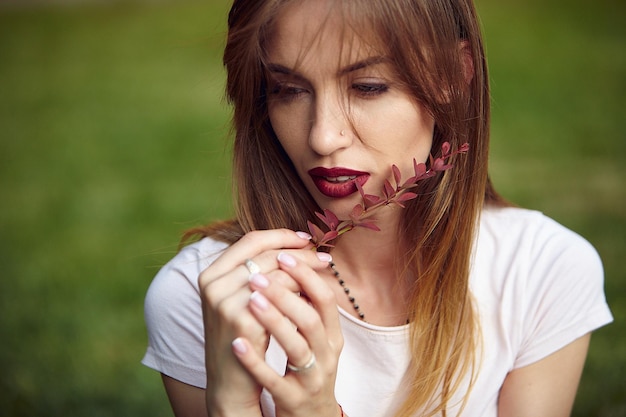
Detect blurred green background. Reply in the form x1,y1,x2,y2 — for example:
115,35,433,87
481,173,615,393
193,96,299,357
0,0,623,416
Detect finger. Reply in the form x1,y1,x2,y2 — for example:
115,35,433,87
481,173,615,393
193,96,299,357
252,256,341,373
201,248,330,305
254,278,333,368
231,336,295,397
248,290,315,369
200,246,331,294
250,268,305,294
220,290,264,338
204,229,313,280
275,252,343,353
206,285,268,348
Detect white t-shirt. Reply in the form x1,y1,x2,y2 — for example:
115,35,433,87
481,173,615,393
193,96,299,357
142,207,613,416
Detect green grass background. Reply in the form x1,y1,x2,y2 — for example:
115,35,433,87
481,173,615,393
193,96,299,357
0,0,623,416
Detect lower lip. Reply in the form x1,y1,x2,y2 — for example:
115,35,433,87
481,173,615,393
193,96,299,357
310,175,369,198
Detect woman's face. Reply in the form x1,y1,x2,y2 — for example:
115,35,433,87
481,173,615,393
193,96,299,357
266,0,434,219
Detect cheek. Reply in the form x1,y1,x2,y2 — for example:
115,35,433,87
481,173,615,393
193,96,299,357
268,107,297,157
355,99,434,160
268,103,310,154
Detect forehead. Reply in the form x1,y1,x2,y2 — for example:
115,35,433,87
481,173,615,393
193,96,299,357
265,0,383,68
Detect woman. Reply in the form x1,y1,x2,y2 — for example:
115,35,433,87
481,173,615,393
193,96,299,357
142,0,613,416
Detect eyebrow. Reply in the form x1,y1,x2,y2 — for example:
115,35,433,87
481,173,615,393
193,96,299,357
266,55,388,78
338,56,388,75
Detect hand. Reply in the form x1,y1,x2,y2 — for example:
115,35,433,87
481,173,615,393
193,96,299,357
198,229,332,416
232,251,344,417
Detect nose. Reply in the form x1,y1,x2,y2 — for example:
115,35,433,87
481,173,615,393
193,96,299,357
308,91,352,156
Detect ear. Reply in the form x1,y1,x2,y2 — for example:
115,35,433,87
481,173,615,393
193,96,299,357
438,41,475,104
459,40,474,85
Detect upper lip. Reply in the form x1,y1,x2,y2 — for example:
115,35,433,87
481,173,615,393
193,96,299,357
308,167,368,178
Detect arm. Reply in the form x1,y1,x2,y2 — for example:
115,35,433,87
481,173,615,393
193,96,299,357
162,375,263,417
162,375,208,417
498,333,591,417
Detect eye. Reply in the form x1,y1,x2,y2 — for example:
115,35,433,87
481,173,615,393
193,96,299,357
269,82,308,101
352,83,389,97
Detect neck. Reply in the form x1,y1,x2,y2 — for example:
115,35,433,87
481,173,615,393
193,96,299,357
332,230,397,283
326,208,411,326
331,205,403,282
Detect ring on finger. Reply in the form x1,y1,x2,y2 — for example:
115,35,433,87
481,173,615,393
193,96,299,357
287,353,316,373
244,258,261,278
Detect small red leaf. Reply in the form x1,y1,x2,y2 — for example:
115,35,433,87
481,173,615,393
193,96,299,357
317,240,335,249
307,220,325,242
355,221,381,232
433,158,452,171
315,209,340,230
413,160,427,177
350,204,364,219
324,209,340,229
364,194,383,208
396,192,418,202
441,141,451,156
355,181,366,199
402,175,418,188
383,179,395,199
392,165,402,187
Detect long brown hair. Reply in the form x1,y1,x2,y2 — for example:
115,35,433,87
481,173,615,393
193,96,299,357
187,0,508,415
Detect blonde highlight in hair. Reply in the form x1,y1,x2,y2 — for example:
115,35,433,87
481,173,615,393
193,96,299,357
187,0,510,415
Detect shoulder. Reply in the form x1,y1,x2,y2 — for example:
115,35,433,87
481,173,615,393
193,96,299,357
472,206,612,368
142,237,230,388
145,237,230,303
477,205,602,274
479,205,582,242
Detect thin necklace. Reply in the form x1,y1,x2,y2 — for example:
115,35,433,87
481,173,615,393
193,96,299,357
329,261,366,321
329,261,410,325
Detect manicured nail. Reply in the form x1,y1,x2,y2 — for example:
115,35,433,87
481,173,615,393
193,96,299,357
277,252,297,267
249,273,269,289
232,337,247,355
250,291,269,310
296,231,312,240
316,252,332,262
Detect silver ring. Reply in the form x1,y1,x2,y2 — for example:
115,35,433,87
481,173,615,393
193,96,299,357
287,353,316,373
244,258,261,278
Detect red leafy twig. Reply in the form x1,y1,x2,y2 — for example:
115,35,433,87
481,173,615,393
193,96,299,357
309,142,469,249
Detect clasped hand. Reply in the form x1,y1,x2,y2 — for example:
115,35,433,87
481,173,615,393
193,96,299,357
198,229,344,417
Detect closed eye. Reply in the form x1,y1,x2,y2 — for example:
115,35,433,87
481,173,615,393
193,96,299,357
269,82,309,101
352,83,389,97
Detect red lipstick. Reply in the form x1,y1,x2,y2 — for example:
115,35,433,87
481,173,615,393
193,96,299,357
308,167,369,198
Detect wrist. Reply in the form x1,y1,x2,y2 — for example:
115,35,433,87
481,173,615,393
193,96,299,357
207,394,262,417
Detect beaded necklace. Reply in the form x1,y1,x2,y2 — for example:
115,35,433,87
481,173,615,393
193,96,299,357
329,261,410,325
329,261,365,321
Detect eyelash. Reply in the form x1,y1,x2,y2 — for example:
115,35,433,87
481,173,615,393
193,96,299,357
269,83,307,101
352,83,389,97
268,81,389,101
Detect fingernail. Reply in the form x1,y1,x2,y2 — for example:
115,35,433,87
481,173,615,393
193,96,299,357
316,252,332,262
277,252,297,267
296,231,312,240
232,337,247,355
250,291,269,310
249,273,269,289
